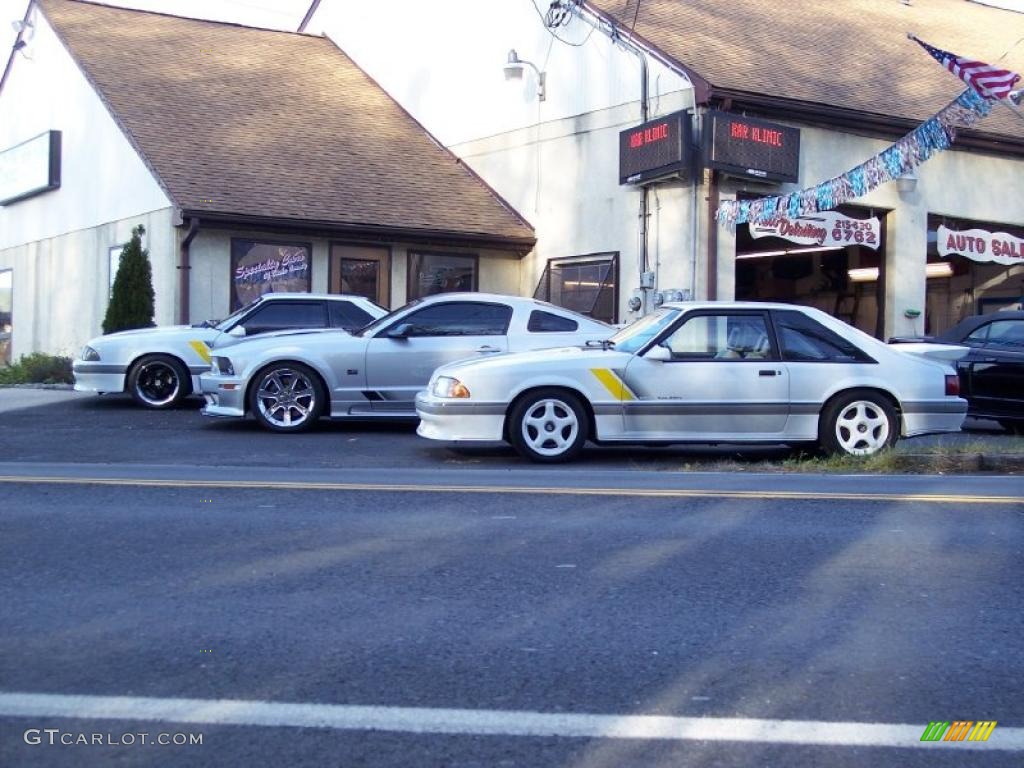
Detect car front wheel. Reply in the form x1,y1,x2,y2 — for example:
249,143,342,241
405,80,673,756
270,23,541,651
249,363,325,433
509,389,589,463
128,354,191,409
819,390,898,457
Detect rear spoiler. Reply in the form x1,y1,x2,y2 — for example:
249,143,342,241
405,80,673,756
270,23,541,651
888,342,970,362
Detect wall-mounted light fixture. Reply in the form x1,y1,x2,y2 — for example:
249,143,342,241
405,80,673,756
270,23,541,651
503,49,546,101
896,172,917,194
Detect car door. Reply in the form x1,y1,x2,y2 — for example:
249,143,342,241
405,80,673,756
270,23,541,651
961,319,1024,417
621,310,789,438
363,301,512,412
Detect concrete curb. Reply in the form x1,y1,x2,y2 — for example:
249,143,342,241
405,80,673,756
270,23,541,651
0,383,74,390
890,452,1024,474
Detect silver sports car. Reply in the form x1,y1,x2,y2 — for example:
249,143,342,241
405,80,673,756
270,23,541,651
415,302,970,462
200,293,614,431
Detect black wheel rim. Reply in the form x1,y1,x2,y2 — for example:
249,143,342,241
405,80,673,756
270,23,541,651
135,362,180,406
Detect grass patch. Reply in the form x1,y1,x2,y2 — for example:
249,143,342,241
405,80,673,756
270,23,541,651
0,353,74,385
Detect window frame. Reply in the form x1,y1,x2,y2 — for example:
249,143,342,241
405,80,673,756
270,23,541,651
0,268,12,366
534,252,619,324
406,250,479,301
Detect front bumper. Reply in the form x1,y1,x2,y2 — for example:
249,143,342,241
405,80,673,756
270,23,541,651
200,374,247,418
415,393,506,441
72,361,127,394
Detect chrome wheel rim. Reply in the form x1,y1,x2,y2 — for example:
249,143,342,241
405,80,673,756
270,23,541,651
521,398,579,457
256,368,316,428
134,361,181,406
835,400,890,456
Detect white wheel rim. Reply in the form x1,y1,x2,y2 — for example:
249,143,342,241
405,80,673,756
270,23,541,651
835,400,890,456
520,398,579,457
256,369,316,428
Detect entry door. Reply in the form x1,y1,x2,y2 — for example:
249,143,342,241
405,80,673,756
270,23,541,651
331,244,390,306
621,311,790,438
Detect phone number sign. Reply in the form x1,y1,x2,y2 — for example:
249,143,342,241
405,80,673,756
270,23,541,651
749,211,880,249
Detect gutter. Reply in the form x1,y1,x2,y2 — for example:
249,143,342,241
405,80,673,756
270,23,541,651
178,217,200,325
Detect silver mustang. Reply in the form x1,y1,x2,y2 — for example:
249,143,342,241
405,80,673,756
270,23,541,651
73,293,385,409
416,302,970,461
200,293,614,431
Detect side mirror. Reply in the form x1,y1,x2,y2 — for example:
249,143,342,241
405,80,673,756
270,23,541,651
384,323,414,339
227,325,246,338
645,344,672,362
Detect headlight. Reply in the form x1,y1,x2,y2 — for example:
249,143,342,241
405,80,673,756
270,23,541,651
431,375,471,399
81,346,100,361
211,356,235,376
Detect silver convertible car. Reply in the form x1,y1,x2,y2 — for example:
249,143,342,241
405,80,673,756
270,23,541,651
73,293,385,409
415,302,969,462
200,293,614,431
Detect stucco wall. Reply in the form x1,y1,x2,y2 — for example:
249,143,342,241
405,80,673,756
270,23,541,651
0,208,176,358
0,6,172,251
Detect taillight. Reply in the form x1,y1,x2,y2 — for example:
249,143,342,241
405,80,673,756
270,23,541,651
945,374,960,396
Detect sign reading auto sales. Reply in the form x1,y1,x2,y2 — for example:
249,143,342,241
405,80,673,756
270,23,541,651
749,211,881,249
938,225,1024,265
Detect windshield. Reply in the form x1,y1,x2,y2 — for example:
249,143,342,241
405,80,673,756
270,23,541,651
353,298,422,337
608,308,680,353
213,298,263,331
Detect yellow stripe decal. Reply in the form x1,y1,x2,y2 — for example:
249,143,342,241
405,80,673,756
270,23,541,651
0,476,1017,505
188,340,212,364
590,368,636,401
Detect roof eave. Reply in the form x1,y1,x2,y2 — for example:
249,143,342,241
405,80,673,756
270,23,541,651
178,210,537,255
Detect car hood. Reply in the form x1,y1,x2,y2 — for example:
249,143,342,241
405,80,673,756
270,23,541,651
90,325,219,345
436,345,633,377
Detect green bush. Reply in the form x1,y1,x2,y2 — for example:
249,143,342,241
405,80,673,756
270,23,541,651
0,353,74,385
103,224,155,334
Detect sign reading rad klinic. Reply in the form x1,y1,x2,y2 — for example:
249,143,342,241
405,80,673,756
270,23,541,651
750,211,881,249
704,111,800,183
938,225,1024,265
0,130,62,206
618,111,693,185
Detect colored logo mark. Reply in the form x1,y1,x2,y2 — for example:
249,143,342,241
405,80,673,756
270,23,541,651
920,720,997,742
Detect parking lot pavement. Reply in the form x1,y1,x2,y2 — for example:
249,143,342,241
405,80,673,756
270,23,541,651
0,390,1019,471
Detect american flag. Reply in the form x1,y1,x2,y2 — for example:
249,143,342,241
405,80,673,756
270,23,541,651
910,35,1021,101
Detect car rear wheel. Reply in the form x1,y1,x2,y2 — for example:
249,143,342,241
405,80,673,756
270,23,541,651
128,354,191,409
249,363,325,433
509,389,588,463
819,390,898,457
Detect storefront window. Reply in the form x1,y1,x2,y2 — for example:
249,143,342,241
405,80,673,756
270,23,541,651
534,253,618,324
230,239,312,310
407,251,477,299
0,269,11,366
926,215,1024,334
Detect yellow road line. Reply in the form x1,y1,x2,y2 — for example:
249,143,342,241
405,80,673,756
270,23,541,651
0,475,1018,505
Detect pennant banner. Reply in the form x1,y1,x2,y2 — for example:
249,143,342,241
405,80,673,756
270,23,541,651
716,89,993,230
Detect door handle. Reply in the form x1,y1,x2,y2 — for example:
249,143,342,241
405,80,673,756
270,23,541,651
758,369,780,377
477,345,502,353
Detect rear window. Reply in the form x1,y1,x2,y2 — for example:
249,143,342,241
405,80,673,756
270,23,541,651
528,310,579,333
773,310,874,363
329,301,375,331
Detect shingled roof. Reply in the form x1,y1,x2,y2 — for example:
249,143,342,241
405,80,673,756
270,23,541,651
590,0,1023,149
35,0,535,249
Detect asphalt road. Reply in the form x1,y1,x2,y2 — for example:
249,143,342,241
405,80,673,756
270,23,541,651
0,391,1019,470
0,391,1022,766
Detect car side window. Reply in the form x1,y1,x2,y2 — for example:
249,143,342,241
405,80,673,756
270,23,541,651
982,320,1024,351
239,301,327,335
392,302,513,337
528,310,578,333
773,310,873,363
964,324,990,346
329,301,375,331
660,314,772,361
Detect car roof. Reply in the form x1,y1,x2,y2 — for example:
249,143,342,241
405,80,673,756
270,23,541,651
660,300,827,312
937,310,1024,341
258,293,373,302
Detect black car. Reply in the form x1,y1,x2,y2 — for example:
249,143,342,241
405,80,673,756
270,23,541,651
891,311,1024,433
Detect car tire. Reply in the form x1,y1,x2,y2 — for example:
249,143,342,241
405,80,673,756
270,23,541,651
997,419,1024,436
127,354,191,409
819,390,898,457
249,362,325,433
509,388,589,463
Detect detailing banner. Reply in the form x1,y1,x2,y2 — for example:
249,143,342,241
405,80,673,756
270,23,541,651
749,212,881,250
937,225,1024,265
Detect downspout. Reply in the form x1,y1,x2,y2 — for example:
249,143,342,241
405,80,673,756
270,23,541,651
706,166,718,301
178,217,199,325
636,52,650,309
